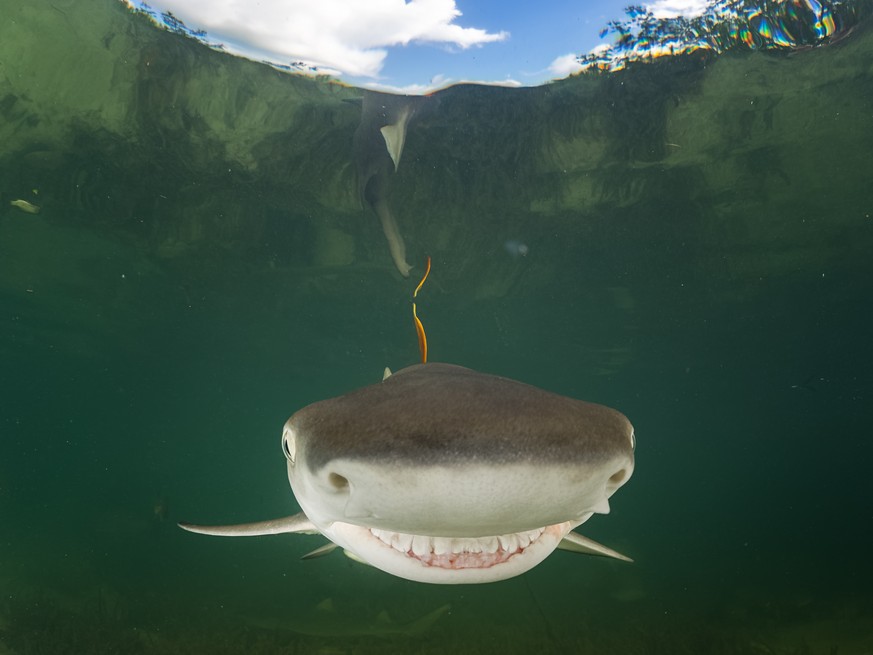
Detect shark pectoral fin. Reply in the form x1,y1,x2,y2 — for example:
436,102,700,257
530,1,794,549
178,512,318,537
558,531,633,563
342,549,373,566
301,542,340,560
383,367,392,381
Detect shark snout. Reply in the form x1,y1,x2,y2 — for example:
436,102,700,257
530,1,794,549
288,457,385,525
291,456,632,538
306,461,413,521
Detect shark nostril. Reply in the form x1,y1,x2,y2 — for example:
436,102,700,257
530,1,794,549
328,472,350,492
609,468,628,487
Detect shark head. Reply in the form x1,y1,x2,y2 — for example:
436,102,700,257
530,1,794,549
180,363,634,584
280,363,634,583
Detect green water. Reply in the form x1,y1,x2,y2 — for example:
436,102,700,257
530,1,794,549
1,1,872,653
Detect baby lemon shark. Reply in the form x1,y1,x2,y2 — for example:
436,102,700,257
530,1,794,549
180,363,635,584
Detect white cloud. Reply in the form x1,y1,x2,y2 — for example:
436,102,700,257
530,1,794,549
645,0,710,19
548,53,584,79
136,0,507,79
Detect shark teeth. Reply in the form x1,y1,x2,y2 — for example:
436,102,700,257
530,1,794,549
369,528,545,570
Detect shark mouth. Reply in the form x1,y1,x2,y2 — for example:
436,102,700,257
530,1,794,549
368,525,555,570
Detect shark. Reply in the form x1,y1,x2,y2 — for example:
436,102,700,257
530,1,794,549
180,363,635,584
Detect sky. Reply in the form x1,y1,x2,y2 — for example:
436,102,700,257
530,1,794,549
126,0,709,92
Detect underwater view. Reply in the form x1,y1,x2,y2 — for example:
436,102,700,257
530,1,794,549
2,0,872,652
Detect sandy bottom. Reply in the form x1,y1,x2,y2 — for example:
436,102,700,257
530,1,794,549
1,581,870,655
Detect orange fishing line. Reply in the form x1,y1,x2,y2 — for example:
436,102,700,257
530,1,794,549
412,256,431,364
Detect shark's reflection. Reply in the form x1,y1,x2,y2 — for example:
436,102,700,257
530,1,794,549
353,91,433,277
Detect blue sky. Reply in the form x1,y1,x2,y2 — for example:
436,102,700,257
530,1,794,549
367,0,631,88
125,0,707,92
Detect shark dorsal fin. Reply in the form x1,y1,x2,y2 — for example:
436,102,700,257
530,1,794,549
380,106,413,171
383,367,392,381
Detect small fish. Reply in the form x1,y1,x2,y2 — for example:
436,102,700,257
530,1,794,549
10,199,40,214
791,375,824,392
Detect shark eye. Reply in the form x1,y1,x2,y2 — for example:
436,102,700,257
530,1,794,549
630,429,636,451
282,427,296,464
